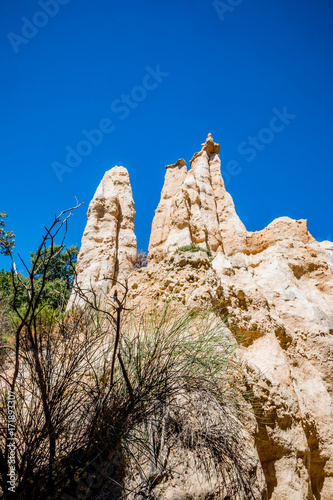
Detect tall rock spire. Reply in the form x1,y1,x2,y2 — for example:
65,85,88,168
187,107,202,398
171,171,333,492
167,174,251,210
148,134,247,263
68,166,137,307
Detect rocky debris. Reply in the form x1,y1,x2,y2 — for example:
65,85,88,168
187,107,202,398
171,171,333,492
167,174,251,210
67,166,137,308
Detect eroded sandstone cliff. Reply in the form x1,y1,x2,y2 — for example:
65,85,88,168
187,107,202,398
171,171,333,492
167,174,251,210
73,136,333,499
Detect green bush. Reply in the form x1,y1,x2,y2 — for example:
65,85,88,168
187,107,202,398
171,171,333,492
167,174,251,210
0,212,15,256
0,244,78,312
177,243,212,257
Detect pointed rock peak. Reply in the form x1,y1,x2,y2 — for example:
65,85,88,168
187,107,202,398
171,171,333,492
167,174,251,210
67,165,137,308
166,158,187,169
201,133,220,155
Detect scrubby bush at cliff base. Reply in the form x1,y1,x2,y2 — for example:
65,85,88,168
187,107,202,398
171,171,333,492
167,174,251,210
0,213,15,257
0,302,262,499
133,249,148,269
0,241,78,364
0,206,263,499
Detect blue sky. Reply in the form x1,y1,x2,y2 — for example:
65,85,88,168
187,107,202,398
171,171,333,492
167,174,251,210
0,0,332,271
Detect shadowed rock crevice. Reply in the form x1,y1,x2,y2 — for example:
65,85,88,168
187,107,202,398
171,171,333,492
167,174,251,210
113,204,122,284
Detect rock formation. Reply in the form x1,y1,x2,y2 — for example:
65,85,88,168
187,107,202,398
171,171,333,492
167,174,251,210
211,229,333,500
72,136,333,499
148,133,247,262
68,166,137,307
142,135,333,499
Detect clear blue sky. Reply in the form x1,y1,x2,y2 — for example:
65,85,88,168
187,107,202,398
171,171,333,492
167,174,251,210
1,0,332,271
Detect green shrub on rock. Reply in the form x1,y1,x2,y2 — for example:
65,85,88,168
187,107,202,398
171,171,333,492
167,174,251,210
176,243,212,258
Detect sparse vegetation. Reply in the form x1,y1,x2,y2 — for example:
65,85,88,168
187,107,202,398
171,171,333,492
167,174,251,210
133,249,148,269
0,208,260,499
176,243,213,258
0,296,13,362
0,244,78,314
0,213,15,256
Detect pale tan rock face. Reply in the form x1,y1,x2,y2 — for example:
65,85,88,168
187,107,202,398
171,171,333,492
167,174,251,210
128,239,333,499
71,137,333,499
138,135,333,499
213,233,333,500
148,134,247,262
148,159,188,263
68,166,137,307
209,152,247,255
246,217,315,254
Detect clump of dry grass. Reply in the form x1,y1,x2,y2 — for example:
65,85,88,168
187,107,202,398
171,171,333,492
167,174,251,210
0,300,260,499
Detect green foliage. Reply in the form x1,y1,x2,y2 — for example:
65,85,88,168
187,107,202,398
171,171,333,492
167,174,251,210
0,268,13,296
120,306,243,408
0,270,17,347
29,244,78,289
0,244,78,311
177,242,212,257
10,302,62,330
0,212,15,256
0,294,13,355
29,244,79,309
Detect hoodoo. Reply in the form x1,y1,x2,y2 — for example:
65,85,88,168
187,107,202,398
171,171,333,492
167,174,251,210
68,165,137,308
148,134,247,262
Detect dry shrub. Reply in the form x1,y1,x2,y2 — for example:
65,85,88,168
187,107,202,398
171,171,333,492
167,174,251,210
133,250,148,270
0,300,261,499
0,206,262,499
